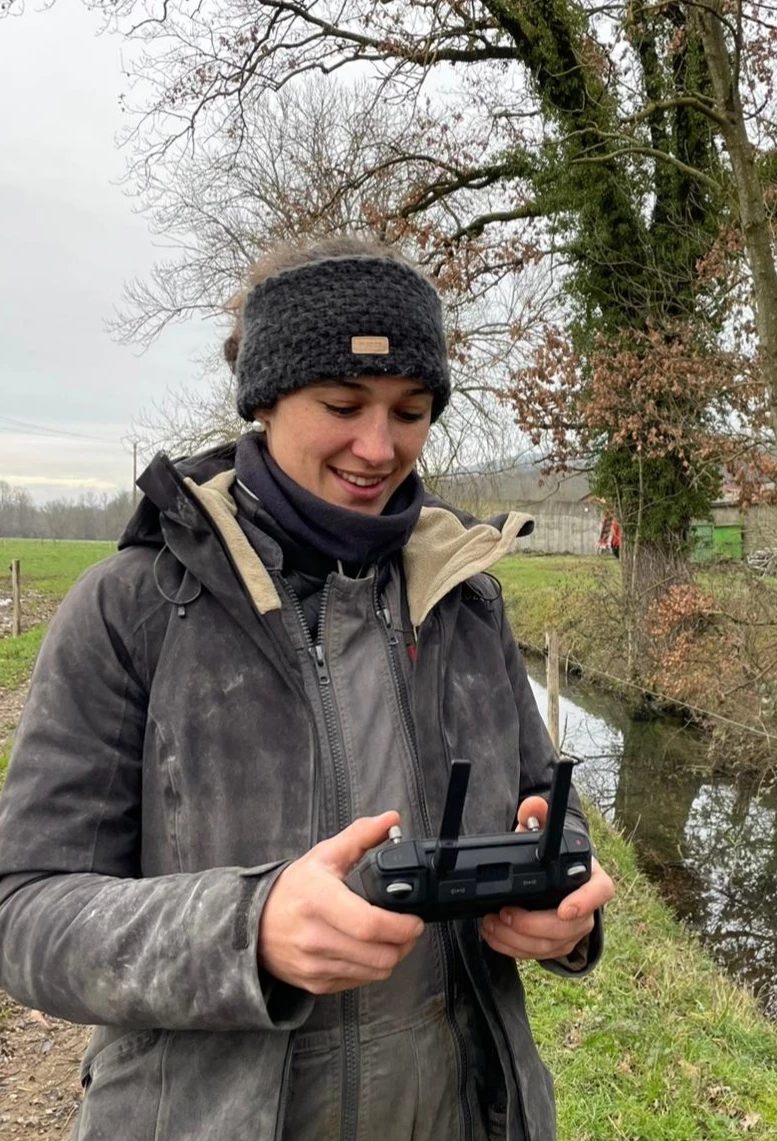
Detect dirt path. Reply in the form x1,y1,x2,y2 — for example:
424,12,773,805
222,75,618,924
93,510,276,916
1,672,88,1139
0,998,88,1139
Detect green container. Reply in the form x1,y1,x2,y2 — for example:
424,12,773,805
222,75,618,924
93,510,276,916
713,524,743,560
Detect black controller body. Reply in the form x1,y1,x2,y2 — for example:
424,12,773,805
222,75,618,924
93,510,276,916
346,825,591,922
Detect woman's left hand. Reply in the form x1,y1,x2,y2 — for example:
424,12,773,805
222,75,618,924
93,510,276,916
479,795,615,962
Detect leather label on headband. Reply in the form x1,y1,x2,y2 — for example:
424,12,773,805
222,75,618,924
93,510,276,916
351,336,390,354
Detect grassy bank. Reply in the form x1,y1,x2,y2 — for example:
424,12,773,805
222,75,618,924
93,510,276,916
494,553,777,765
526,811,777,1139
494,554,609,656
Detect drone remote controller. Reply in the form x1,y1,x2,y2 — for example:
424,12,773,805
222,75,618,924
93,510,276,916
346,759,591,922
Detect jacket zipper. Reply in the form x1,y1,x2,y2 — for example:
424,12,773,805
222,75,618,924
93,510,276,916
288,580,360,1141
376,590,473,1141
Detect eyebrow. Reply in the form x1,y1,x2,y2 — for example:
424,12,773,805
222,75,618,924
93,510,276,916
320,379,430,398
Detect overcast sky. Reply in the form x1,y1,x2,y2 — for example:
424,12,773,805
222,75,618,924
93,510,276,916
0,4,217,503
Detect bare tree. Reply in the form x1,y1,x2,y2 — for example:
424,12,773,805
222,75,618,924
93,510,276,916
119,76,554,474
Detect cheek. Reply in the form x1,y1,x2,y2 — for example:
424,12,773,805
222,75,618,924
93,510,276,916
402,424,430,462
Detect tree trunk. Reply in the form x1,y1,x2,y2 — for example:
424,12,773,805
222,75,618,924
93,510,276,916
694,3,777,440
621,537,692,681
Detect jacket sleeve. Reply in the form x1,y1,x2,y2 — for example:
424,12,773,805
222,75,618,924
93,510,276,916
0,559,314,1031
497,598,604,977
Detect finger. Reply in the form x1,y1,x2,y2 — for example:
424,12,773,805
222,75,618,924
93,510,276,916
309,875,424,945
312,812,401,878
494,906,593,945
481,923,584,962
515,796,548,832
287,930,420,995
295,921,419,975
556,859,615,921
299,959,406,995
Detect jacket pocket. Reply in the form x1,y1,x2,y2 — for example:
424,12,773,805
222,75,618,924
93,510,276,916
74,1029,167,1140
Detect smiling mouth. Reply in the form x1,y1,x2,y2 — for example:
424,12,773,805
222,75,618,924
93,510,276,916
332,468,391,488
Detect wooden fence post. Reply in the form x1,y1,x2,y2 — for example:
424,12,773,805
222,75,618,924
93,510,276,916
545,630,560,751
11,559,21,637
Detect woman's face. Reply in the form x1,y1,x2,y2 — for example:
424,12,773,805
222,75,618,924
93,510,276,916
257,376,433,515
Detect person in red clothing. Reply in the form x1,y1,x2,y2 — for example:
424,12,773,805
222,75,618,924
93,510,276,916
610,517,622,559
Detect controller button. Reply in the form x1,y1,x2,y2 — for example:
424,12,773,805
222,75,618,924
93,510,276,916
566,863,588,880
438,880,475,902
514,870,547,892
385,881,415,898
377,845,418,872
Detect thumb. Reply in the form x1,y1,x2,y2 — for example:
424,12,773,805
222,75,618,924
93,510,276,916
314,811,401,878
516,796,548,833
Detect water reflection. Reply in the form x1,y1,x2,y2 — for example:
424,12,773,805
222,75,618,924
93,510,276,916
525,658,777,1018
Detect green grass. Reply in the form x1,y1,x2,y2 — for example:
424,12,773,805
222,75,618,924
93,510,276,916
493,554,609,653
0,625,47,690
0,538,115,600
0,737,10,787
0,539,114,691
524,811,777,1139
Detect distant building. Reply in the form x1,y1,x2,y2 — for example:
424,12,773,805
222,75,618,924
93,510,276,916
436,464,601,556
437,462,777,560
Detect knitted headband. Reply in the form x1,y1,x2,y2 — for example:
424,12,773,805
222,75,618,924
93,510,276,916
235,255,451,423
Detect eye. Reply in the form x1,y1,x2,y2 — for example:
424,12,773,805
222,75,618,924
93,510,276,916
395,409,427,423
322,403,359,417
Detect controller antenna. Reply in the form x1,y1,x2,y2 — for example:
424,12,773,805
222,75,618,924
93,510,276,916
432,760,471,876
536,759,574,865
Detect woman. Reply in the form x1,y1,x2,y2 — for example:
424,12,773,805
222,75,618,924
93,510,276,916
0,237,613,1141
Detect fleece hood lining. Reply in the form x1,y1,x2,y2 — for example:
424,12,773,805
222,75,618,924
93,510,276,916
184,472,282,615
185,470,533,623
402,506,534,629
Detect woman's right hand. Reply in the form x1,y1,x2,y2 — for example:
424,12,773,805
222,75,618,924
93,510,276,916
257,812,425,994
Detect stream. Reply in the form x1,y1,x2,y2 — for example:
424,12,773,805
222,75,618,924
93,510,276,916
524,656,777,1020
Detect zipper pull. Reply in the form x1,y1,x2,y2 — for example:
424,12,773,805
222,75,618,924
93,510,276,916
380,606,400,646
311,643,330,685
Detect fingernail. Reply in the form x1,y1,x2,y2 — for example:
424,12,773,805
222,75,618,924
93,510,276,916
563,905,579,920
500,910,512,927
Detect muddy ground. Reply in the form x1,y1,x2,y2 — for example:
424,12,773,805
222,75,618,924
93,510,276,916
0,996,88,1139
1,630,89,1139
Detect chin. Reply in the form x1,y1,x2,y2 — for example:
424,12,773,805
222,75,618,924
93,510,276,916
347,499,386,516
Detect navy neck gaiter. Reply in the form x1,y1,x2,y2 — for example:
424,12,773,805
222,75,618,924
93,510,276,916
234,433,424,566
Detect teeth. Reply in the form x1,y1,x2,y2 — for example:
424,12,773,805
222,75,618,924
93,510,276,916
335,470,385,487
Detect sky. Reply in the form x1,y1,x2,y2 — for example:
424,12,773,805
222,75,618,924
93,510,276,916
0,4,217,504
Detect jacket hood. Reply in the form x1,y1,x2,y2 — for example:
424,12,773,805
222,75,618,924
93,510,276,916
118,443,239,551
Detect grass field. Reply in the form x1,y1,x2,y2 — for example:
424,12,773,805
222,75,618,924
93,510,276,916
0,538,115,600
0,538,114,692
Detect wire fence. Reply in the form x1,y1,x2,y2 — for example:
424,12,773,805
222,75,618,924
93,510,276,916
520,636,777,746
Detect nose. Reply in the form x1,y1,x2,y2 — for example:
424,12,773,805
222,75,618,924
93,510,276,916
351,410,396,467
